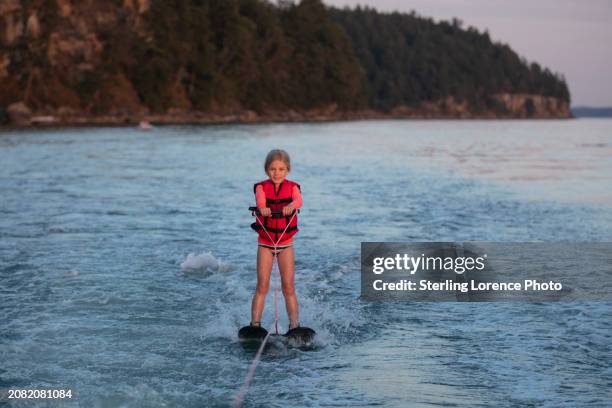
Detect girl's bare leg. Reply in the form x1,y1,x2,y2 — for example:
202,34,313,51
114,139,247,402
278,247,299,329
251,246,273,325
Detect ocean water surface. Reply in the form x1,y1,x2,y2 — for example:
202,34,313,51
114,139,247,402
1,119,611,407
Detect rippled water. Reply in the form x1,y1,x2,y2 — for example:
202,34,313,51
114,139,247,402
1,120,611,407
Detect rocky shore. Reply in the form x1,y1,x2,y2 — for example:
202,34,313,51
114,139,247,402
2,93,572,128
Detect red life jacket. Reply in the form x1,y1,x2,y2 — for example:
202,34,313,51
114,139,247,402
251,179,300,244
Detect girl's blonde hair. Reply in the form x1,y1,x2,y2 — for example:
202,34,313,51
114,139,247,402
264,149,291,172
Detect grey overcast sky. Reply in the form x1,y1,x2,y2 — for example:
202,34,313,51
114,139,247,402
323,0,612,106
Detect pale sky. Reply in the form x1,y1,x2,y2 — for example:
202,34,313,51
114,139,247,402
323,0,612,106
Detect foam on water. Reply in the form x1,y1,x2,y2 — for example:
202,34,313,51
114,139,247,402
180,251,229,272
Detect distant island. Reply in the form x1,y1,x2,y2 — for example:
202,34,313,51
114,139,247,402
572,107,612,118
0,0,572,127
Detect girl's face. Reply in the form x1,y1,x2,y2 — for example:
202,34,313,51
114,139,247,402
267,160,289,184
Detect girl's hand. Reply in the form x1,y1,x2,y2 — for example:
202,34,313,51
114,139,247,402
259,207,272,217
282,204,295,216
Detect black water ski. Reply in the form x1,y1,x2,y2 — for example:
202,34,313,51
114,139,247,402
238,326,269,352
284,327,316,346
238,325,268,342
239,325,316,350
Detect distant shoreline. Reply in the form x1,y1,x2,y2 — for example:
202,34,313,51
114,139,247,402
572,107,612,118
1,106,574,130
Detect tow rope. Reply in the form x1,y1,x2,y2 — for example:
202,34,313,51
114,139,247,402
231,210,297,408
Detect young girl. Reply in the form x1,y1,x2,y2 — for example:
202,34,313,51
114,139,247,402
249,149,302,334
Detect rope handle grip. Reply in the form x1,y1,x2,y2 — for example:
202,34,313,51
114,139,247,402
249,206,300,216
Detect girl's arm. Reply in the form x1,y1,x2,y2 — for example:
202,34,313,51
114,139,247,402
282,185,302,216
255,185,271,217
255,185,266,209
290,185,302,209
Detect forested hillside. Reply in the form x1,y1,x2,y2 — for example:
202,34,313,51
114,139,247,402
331,7,569,112
0,0,571,126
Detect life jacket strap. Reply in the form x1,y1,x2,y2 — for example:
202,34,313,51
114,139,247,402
251,224,297,234
266,197,292,205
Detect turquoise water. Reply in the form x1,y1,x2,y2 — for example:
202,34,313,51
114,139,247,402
1,120,611,407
